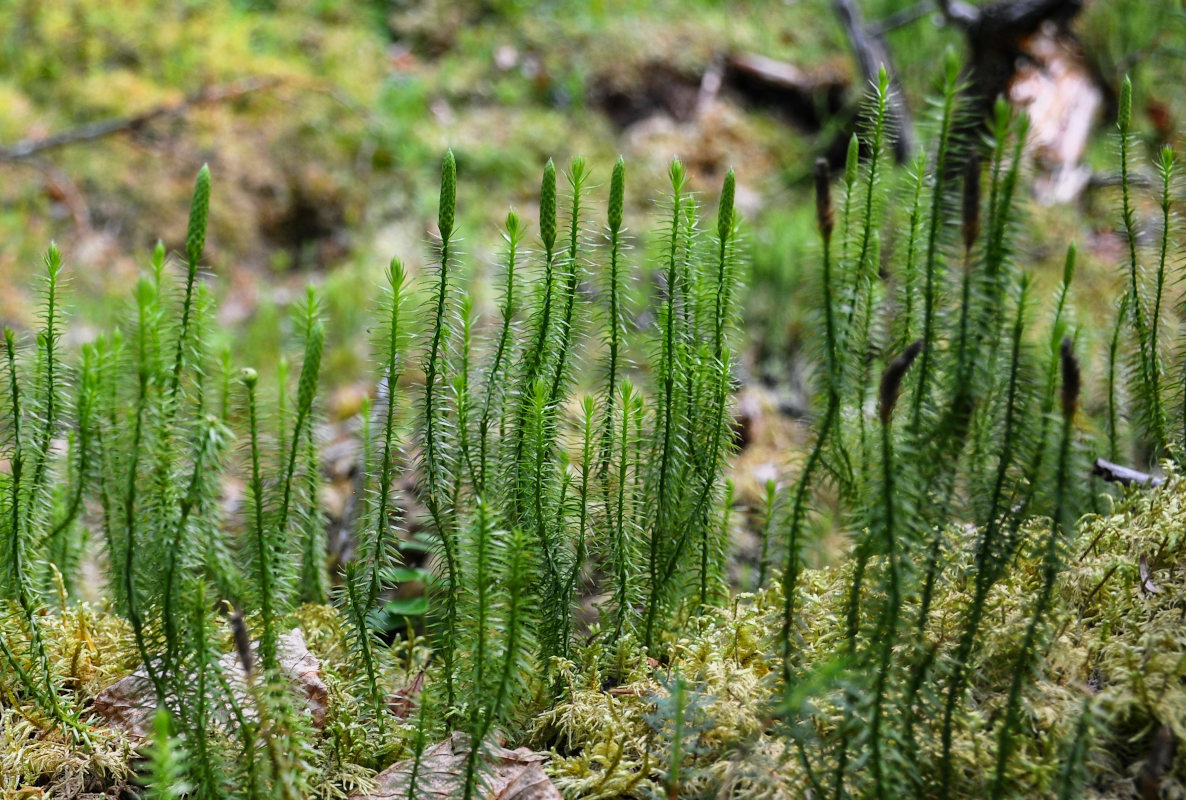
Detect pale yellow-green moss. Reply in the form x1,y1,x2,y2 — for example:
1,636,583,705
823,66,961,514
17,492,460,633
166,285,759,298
533,474,1186,799
4,474,1186,798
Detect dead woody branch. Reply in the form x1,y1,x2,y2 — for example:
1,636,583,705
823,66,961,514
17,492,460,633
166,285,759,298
1092,458,1164,488
832,0,918,163
936,0,1085,119
0,76,281,163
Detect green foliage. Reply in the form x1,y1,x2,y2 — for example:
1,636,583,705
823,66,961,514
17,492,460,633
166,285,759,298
144,709,191,800
767,68,1186,800
3,70,1186,798
0,149,744,791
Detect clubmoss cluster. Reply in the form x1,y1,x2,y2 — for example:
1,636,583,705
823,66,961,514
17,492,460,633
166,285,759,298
0,144,743,798
2,71,1185,800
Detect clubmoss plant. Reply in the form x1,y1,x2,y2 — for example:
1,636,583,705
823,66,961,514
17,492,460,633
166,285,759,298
989,336,1080,799
421,149,460,709
910,47,964,432
143,708,190,800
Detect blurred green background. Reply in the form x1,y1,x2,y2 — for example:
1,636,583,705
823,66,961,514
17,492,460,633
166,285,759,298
0,0,1182,400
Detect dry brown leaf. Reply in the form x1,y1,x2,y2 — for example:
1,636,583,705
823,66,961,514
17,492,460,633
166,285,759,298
1140,553,1162,595
92,628,328,737
1136,724,1177,800
387,669,426,720
350,732,562,800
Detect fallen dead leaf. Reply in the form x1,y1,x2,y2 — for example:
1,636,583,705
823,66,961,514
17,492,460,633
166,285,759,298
1139,553,1162,595
349,731,562,800
93,628,328,737
387,669,426,720
1136,724,1177,800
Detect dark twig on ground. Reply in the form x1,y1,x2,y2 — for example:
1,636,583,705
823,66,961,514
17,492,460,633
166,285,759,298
0,77,281,162
832,0,917,163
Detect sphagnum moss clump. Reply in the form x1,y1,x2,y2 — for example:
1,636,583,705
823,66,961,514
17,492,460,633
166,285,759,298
3,72,1186,800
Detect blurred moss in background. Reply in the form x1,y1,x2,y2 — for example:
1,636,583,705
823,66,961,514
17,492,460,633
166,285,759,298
0,0,1181,392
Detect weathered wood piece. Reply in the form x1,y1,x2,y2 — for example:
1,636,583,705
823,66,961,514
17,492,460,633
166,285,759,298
1091,458,1164,488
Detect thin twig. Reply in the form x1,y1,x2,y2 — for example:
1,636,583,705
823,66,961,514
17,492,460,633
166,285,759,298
0,77,281,162
868,1,936,37
831,0,918,162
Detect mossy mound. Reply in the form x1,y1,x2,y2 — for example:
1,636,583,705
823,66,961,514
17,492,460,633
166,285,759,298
533,473,1186,799
4,474,1186,798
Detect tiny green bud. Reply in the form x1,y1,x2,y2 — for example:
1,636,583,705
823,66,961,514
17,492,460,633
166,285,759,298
1015,112,1031,141
540,158,557,252
877,65,889,98
943,46,961,89
569,154,589,189
608,156,625,233
153,239,166,267
993,96,1011,140
388,257,406,290
1118,76,1132,133
618,376,634,401
438,149,457,240
186,164,211,267
240,367,258,387
669,157,686,193
505,209,521,239
717,168,735,242
45,242,62,276
136,276,155,309
845,134,860,187
1062,243,1076,288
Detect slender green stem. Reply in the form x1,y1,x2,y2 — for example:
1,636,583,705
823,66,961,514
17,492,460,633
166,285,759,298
645,161,685,651
610,382,635,647
869,420,899,800
425,153,458,710
125,284,168,702
548,157,588,406
242,371,277,673
911,65,959,431
370,262,406,604
477,215,520,495
938,280,1030,798
990,338,1078,799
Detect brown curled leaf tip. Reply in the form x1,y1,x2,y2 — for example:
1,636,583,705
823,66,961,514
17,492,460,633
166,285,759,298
879,340,924,425
1059,336,1080,420
231,612,253,677
961,156,981,252
813,157,833,242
